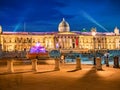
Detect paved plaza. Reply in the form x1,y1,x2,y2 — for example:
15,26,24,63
0,64,120,90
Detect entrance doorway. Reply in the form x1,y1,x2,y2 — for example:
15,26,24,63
73,43,75,48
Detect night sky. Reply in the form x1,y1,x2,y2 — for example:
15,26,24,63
0,0,120,32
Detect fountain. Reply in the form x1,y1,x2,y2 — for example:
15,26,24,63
27,42,49,59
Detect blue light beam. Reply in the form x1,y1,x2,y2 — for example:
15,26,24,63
81,11,109,32
14,23,21,32
13,4,32,32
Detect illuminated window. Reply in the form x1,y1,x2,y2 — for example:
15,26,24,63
15,40,17,43
4,39,6,43
9,40,11,43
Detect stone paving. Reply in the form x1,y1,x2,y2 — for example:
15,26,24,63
0,64,120,90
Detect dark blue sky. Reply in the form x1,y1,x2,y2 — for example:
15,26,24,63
0,0,120,32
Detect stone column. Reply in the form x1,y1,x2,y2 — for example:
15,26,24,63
64,37,66,49
76,57,81,70
7,59,14,73
61,37,63,48
63,36,65,49
54,58,60,71
66,37,67,49
70,38,72,48
67,37,69,49
54,37,56,49
96,57,102,70
32,59,38,71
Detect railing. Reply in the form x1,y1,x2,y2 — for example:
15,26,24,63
0,58,60,73
0,56,119,74
0,57,83,73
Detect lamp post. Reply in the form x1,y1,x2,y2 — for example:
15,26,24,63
92,31,96,65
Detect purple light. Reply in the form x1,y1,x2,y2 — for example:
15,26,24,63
29,43,47,53
36,42,40,47
56,43,59,48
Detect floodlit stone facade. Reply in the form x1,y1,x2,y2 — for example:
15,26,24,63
0,19,120,52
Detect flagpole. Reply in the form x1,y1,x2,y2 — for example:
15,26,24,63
24,22,26,32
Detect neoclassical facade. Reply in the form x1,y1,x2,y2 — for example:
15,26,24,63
0,18,120,52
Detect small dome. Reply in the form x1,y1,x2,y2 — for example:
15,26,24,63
0,25,2,34
58,18,70,32
114,27,119,35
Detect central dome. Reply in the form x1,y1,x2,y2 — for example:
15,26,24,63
58,18,70,32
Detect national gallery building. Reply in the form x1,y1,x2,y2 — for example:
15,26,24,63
0,18,120,52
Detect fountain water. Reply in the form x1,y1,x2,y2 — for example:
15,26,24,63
27,42,49,59
29,42,46,54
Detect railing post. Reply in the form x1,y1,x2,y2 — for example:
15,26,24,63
7,59,14,73
32,59,38,71
96,57,102,70
54,58,60,71
76,57,81,70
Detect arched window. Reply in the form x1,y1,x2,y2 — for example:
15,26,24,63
9,40,11,43
4,39,6,43
33,39,35,43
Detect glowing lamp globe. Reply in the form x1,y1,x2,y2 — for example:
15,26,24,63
92,31,96,36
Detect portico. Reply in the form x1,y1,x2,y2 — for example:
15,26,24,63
54,32,79,49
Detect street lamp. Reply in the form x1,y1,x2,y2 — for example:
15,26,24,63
92,31,96,65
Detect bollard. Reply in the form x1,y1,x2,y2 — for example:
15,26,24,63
113,56,119,68
104,58,106,64
32,59,38,71
106,57,109,67
7,59,14,73
61,55,65,64
76,57,81,70
96,57,102,70
54,58,60,71
93,57,96,66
